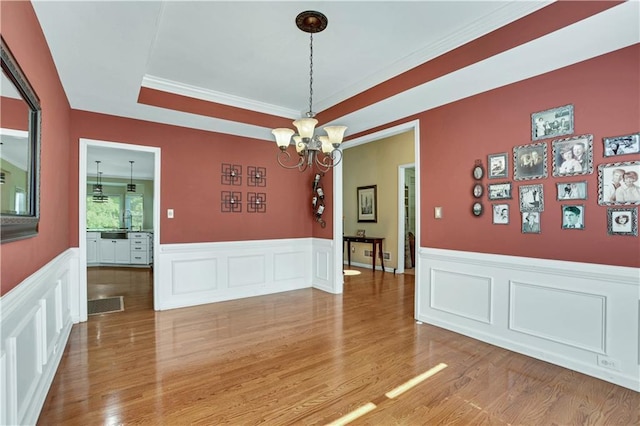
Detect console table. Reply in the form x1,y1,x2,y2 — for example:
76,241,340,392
343,236,385,272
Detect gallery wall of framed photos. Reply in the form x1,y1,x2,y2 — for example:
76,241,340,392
420,45,639,267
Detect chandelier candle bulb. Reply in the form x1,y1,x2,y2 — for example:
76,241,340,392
323,126,347,146
272,128,295,149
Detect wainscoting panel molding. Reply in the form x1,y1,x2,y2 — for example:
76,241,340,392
0,250,75,426
417,247,640,392
157,238,330,310
430,269,493,324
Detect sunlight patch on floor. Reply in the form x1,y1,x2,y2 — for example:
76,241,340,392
385,363,448,399
326,402,377,426
343,270,362,276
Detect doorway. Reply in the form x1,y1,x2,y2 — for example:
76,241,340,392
78,138,161,322
332,120,420,293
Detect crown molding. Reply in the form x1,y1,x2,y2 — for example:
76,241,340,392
141,74,301,119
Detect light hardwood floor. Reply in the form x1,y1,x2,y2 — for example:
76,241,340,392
38,266,639,425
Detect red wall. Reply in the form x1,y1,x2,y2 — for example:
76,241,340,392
0,97,29,130
69,111,331,246
1,1,72,295
420,45,640,267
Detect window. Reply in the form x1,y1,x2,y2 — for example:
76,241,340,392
86,192,144,230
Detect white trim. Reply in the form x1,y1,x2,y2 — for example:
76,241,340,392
335,119,420,281
397,163,415,275
417,247,640,392
142,74,301,119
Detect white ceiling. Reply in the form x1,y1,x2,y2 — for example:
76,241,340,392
28,1,639,178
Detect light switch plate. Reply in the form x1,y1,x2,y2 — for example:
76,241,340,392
167,209,174,218
435,207,442,219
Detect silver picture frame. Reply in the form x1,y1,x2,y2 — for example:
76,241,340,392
488,152,508,179
607,207,638,236
603,132,640,157
513,142,547,181
519,183,544,212
597,161,640,205
521,212,541,234
531,104,574,141
552,134,593,177
556,181,587,201
487,182,512,200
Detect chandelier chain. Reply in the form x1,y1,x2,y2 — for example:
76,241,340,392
308,33,314,117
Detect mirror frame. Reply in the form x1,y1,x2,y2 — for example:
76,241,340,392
1,36,42,243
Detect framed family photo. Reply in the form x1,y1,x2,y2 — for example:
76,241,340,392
357,185,377,222
492,203,509,225
556,181,587,200
607,208,638,236
603,132,640,157
513,142,547,181
562,204,585,229
597,161,640,205
519,183,544,212
521,212,541,234
488,153,508,179
531,104,574,141
552,134,593,177
487,182,512,200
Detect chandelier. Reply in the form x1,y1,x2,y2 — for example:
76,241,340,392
271,11,347,173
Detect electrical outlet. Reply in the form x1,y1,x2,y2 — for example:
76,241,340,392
597,355,620,370
351,246,355,253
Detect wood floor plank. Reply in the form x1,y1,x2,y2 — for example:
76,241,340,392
37,266,639,425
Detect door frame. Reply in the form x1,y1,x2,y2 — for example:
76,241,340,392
332,119,420,292
397,163,415,275
78,138,161,321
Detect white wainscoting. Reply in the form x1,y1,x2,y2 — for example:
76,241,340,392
156,238,334,310
417,248,640,392
0,250,75,426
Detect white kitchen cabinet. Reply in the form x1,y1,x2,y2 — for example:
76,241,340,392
129,232,152,265
86,232,99,264
99,239,130,264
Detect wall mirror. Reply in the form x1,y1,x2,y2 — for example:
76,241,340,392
1,36,41,242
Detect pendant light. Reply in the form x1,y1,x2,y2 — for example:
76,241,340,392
127,160,136,192
92,161,108,203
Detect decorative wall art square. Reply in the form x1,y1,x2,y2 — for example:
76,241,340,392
221,191,242,212
492,203,509,225
561,204,584,229
247,166,267,187
247,192,266,213
221,164,242,186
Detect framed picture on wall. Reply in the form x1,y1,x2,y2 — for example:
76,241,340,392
598,161,640,205
487,182,512,200
556,181,587,200
521,212,541,234
531,104,574,141
519,183,544,212
552,134,593,177
561,204,585,229
603,132,640,157
492,203,509,225
607,208,638,236
488,153,508,179
513,143,547,181
357,185,377,222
